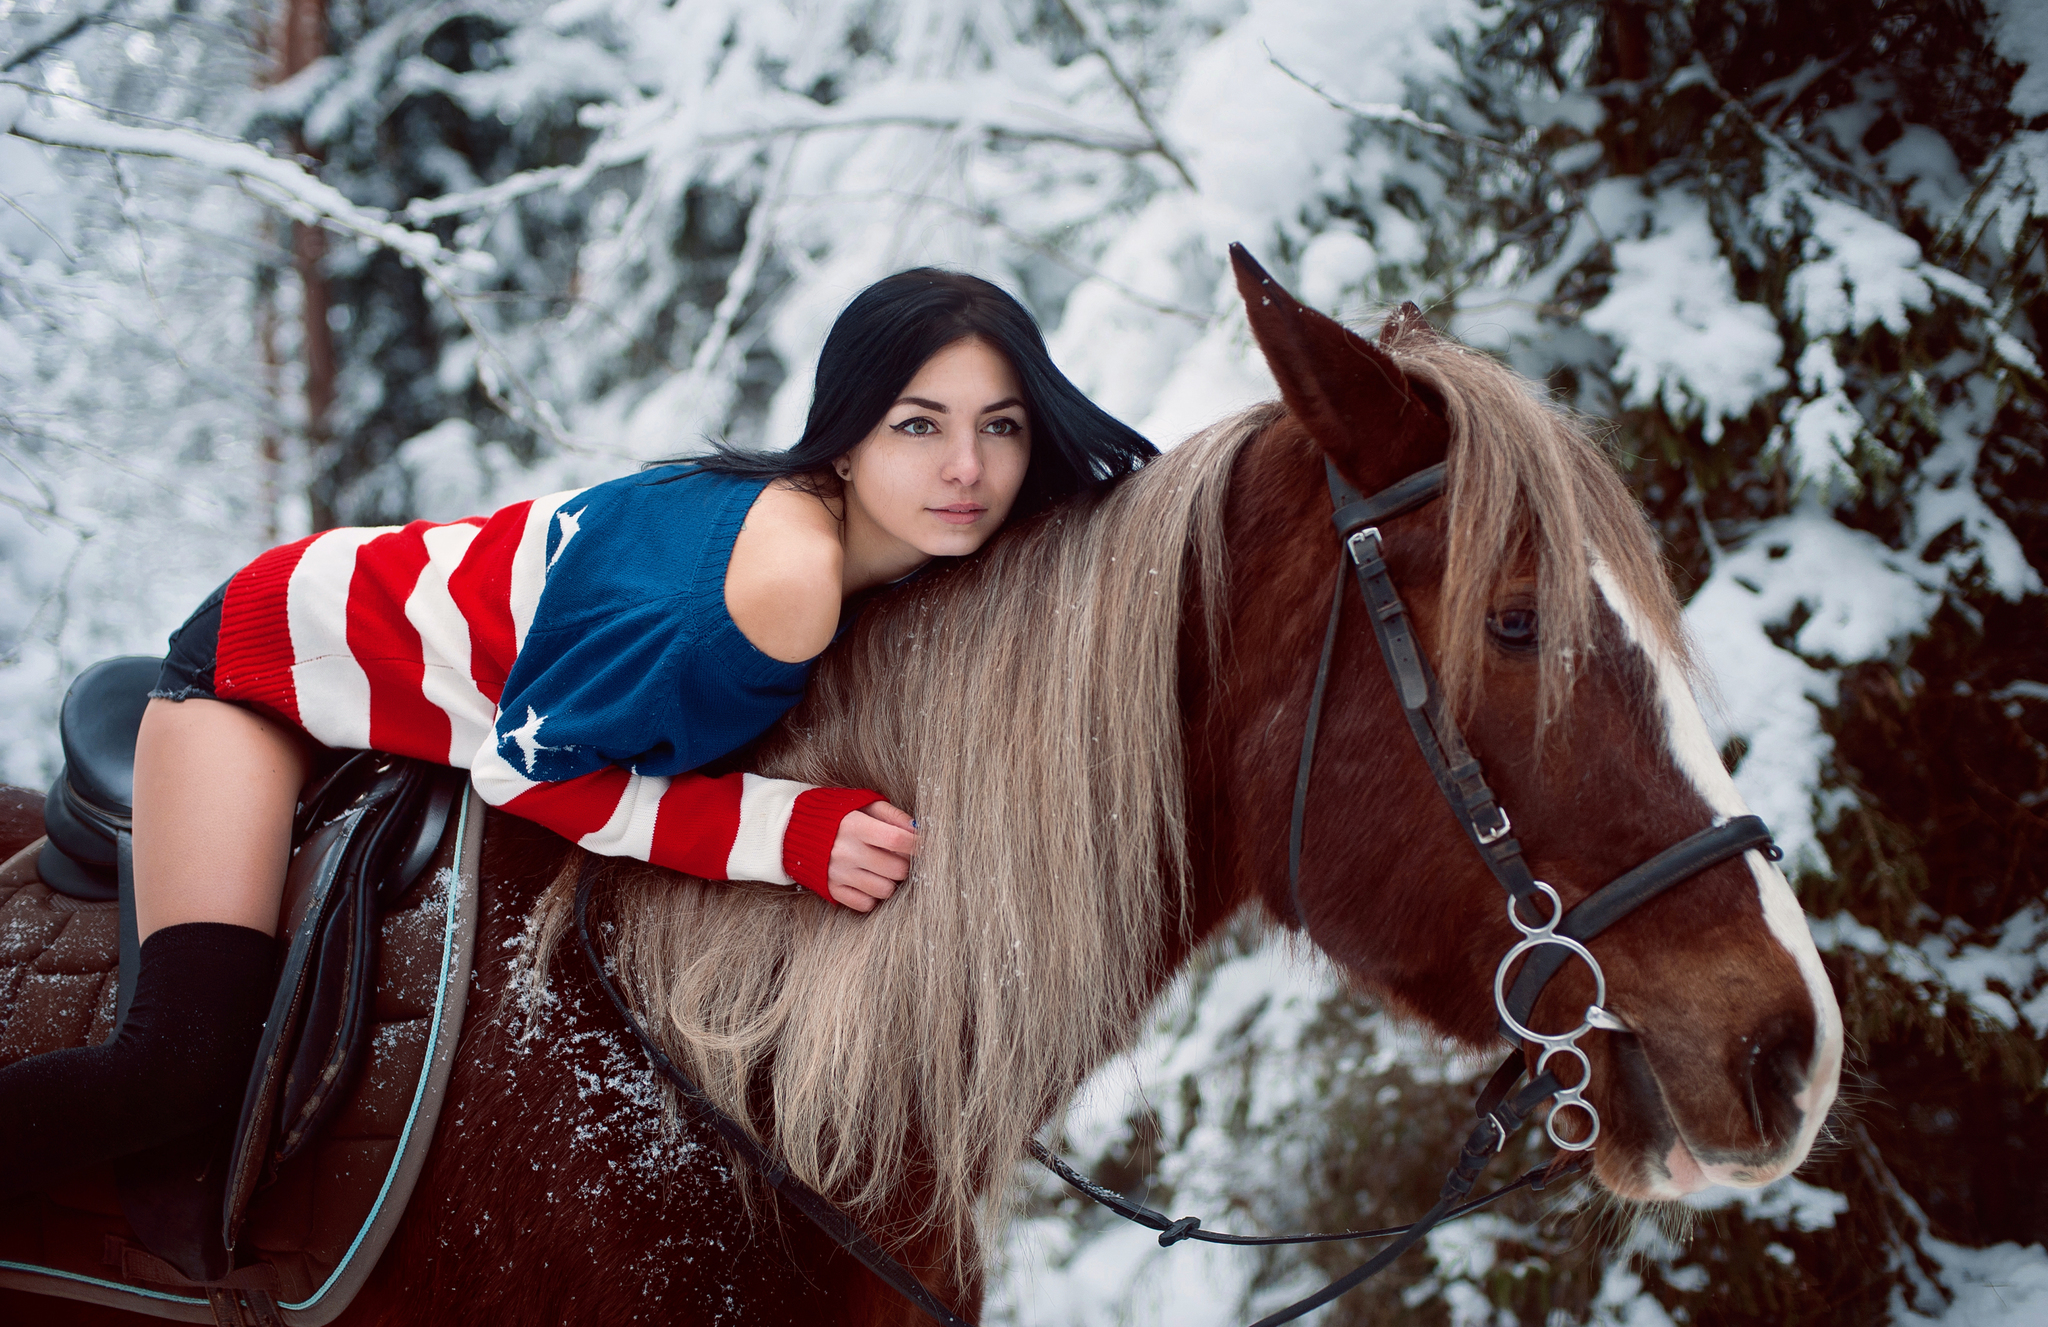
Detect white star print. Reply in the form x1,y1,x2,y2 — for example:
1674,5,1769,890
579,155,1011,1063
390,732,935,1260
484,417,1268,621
549,506,584,570
506,705,551,774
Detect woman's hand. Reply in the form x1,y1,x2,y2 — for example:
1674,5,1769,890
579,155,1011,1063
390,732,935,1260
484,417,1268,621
828,801,918,911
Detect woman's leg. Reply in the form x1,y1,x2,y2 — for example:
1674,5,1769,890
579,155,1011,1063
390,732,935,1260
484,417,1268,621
132,696,307,939
0,698,305,1194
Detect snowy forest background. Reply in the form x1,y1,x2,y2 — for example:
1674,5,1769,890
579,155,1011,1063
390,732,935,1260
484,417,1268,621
3,0,2045,1322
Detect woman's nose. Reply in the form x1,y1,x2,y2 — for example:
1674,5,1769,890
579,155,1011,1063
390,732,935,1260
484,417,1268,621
939,432,983,485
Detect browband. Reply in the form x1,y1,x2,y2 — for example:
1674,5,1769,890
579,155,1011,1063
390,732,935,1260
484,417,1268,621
1329,460,1446,538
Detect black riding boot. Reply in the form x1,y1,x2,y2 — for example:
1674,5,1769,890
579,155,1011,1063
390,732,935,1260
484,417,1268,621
0,922,274,1198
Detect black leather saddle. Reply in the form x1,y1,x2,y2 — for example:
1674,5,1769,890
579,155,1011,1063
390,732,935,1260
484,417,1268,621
36,656,464,1286
38,655,158,905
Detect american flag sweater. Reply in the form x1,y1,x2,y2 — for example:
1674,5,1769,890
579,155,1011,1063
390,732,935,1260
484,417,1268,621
211,466,880,898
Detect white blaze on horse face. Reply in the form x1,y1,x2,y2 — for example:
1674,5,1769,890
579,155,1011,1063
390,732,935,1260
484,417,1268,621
1589,560,1843,1188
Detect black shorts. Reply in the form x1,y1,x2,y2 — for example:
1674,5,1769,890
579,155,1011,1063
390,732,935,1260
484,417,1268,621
151,579,230,703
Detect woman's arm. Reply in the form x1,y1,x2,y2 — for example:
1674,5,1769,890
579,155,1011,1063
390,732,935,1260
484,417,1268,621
469,736,911,906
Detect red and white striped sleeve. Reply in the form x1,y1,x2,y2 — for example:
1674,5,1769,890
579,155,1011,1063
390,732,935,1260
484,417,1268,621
467,739,880,897
213,491,882,899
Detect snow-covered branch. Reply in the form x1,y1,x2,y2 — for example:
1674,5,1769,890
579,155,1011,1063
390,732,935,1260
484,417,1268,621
1053,0,1197,189
2,0,122,74
6,110,484,277
1266,49,1514,154
400,164,581,224
694,112,1155,156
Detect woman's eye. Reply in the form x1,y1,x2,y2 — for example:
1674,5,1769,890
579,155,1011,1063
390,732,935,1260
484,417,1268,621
982,416,1021,436
1488,607,1538,651
893,417,938,436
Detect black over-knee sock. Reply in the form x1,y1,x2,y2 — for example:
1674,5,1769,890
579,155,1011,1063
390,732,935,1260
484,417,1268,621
0,922,274,1197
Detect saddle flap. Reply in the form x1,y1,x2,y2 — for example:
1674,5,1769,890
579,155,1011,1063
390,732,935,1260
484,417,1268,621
226,757,460,1247
2,783,484,1326
223,800,373,1238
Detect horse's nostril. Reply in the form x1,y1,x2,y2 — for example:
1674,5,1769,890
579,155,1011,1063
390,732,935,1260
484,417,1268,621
1743,1019,1814,1145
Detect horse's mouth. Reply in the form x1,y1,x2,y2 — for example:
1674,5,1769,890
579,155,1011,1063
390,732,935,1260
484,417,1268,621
1589,1030,1808,1202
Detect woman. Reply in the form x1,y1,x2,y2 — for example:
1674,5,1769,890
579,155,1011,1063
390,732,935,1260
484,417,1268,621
0,268,1153,1192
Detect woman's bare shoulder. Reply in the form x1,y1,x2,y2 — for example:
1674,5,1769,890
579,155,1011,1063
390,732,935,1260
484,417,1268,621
723,479,844,664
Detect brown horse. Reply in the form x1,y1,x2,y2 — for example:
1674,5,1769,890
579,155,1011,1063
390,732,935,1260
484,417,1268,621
1,255,1841,1325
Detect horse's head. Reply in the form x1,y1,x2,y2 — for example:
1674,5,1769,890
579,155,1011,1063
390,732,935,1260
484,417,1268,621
1216,246,1842,1201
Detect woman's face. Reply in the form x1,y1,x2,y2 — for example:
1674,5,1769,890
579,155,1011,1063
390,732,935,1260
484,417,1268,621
835,335,1031,573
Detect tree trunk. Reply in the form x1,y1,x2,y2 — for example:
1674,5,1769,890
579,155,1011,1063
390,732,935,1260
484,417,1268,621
262,0,332,533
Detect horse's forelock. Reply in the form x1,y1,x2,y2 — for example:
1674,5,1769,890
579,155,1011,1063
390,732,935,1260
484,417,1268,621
1388,336,1697,737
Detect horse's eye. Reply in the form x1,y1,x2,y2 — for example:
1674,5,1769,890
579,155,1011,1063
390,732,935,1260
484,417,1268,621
1489,607,1538,651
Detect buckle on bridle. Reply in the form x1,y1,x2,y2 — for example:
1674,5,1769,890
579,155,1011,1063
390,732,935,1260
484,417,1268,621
1344,526,1380,567
1475,806,1512,845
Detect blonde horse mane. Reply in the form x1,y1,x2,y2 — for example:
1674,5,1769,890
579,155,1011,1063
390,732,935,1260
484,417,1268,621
522,323,1693,1272
526,406,1273,1266
1384,328,1697,728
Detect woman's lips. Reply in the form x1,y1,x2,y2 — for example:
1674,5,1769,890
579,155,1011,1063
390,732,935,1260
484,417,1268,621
930,504,987,525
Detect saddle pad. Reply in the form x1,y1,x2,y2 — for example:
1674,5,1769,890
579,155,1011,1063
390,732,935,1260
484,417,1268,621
0,788,484,1324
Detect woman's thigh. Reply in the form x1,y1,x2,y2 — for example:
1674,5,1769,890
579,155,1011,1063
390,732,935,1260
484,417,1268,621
131,695,308,939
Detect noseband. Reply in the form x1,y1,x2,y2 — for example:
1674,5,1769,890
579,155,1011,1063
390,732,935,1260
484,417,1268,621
576,455,1782,1327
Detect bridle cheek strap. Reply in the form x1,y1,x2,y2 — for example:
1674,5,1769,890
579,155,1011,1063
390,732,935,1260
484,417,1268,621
1289,458,1540,935
1275,451,1785,1324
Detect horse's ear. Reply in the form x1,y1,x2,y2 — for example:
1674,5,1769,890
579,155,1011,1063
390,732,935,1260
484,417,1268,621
1379,301,1442,349
1230,244,1448,492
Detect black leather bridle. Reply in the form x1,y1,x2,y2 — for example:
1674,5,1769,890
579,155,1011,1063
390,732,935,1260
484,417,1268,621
575,455,1780,1326
1223,457,1780,1323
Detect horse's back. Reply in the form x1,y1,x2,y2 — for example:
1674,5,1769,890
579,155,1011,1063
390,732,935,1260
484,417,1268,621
0,786,45,864
362,811,924,1327
0,790,949,1325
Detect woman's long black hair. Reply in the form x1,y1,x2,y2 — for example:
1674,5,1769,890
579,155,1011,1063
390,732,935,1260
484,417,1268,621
687,269,1155,515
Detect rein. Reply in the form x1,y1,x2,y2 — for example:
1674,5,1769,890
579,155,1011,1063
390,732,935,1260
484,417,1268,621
573,454,1780,1325
572,866,978,1326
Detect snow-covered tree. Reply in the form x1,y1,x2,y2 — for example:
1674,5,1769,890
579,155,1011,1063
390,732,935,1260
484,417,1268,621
3,1,2043,1322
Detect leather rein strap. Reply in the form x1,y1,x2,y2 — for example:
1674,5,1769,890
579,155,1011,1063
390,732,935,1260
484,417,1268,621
573,864,974,1327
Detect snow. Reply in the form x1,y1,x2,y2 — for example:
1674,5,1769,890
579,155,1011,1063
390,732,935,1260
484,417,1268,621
1783,390,1864,492
1685,1175,1849,1233
1782,196,1931,339
1295,228,1377,314
4,1,2044,1321
1988,0,2048,117
1813,905,2048,1040
1685,509,1941,871
1895,1238,2048,1325
0,88,74,265
1582,189,1787,442
8,109,476,276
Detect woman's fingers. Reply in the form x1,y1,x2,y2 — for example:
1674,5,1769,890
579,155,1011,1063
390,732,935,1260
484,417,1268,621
827,804,919,908
843,840,911,881
852,801,919,855
828,870,898,912
863,800,916,830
